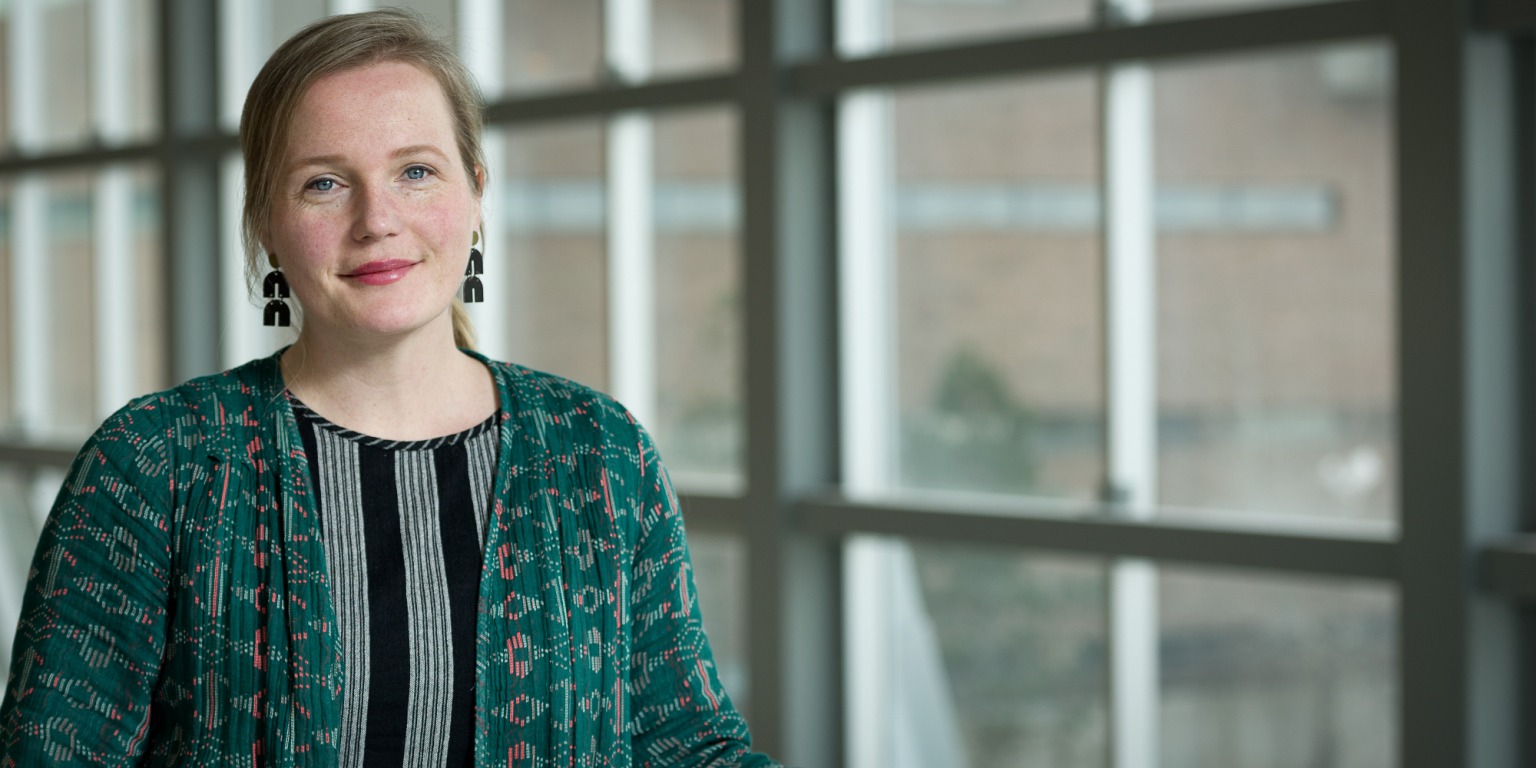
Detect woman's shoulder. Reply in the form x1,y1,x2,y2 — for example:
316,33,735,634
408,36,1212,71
482,358,635,422
478,357,660,452
89,355,285,460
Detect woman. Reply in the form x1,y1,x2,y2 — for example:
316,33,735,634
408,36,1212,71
0,10,774,768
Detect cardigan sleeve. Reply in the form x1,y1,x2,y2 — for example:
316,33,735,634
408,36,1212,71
626,430,782,768
0,400,175,767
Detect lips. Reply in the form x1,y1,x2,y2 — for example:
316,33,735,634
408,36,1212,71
343,259,416,286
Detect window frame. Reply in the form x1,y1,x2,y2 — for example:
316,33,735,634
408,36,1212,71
0,0,1526,766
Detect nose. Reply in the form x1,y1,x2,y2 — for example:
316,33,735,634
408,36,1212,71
351,179,402,243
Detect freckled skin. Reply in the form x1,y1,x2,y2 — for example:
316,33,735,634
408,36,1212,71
266,61,481,342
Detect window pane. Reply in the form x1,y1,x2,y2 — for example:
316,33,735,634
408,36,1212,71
44,0,90,149
496,122,608,390
847,537,1107,768
130,167,167,397
0,12,9,151
269,0,329,46
124,0,161,142
503,0,603,94
685,530,748,718
45,173,94,437
1161,566,1396,767
1154,42,1396,522
382,0,455,35
653,109,741,492
653,0,736,78
892,74,1103,500
0,183,9,432
0,463,44,669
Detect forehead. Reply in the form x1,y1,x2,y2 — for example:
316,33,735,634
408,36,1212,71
286,61,457,161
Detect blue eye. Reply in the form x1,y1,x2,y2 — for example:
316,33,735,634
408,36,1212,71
311,178,335,192
405,166,428,180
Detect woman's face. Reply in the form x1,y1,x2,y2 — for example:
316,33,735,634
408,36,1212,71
266,61,480,344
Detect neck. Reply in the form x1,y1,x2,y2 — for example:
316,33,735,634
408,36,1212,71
279,312,496,441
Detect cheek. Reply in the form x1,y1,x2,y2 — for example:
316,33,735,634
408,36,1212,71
268,213,343,293
419,195,476,265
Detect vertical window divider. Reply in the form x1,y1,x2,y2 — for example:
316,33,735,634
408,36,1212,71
835,88,893,496
460,0,508,360
1100,0,1159,765
834,4,971,768
218,0,264,134
835,80,900,768
834,1,895,764
217,0,284,370
219,152,262,370
92,0,137,422
329,0,375,16
0,0,46,684
9,0,46,438
605,0,658,427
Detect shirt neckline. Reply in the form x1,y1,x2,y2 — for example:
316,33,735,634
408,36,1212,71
287,393,498,452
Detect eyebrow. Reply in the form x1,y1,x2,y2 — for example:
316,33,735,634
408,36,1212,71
289,144,450,171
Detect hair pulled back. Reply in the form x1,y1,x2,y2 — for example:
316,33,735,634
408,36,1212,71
240,8,485,349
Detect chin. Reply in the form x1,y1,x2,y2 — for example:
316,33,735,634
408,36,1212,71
338,299,454,340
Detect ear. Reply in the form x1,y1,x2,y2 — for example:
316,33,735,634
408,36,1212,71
473,164,487,233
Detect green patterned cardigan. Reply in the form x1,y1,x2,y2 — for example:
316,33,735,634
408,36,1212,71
0,351,776,768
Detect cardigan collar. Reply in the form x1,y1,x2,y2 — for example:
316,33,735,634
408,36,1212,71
204,345,516,466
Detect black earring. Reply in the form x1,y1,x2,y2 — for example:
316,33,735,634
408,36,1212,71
263,259,291,327
463,231,484,303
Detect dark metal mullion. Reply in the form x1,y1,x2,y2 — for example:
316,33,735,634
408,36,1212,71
739,0,840,765
1396,0,1470,752
800,496,1397,580
677,492,750,533
1482,0,1536,32
1483,538,1536,599
790,0,1388,95
483,73,739,125
161,0,221,384
1398,0,1525,758
1513,31,1536,768
0,444,78,468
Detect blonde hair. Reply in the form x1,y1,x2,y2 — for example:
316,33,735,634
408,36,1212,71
240,8,485,349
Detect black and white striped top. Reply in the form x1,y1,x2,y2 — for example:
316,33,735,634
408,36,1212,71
291,396,499,768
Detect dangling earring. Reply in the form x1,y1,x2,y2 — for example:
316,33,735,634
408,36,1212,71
263,254,291,327
463,230,484,303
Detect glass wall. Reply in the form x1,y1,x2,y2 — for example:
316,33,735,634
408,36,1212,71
0,2,1521,767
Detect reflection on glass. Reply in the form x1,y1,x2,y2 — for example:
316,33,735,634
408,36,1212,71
653,109,741,492
849,537,1107,768
1154,42,1396,521
497,123,609,390
686,530,748,718
1160,566,1396,767
503,0,603,94
886,0,1091,54
653,0,736,77
892,74,1103,500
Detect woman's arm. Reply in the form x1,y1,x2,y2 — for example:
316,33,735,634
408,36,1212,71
627,429,782,768
0,400,174,767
